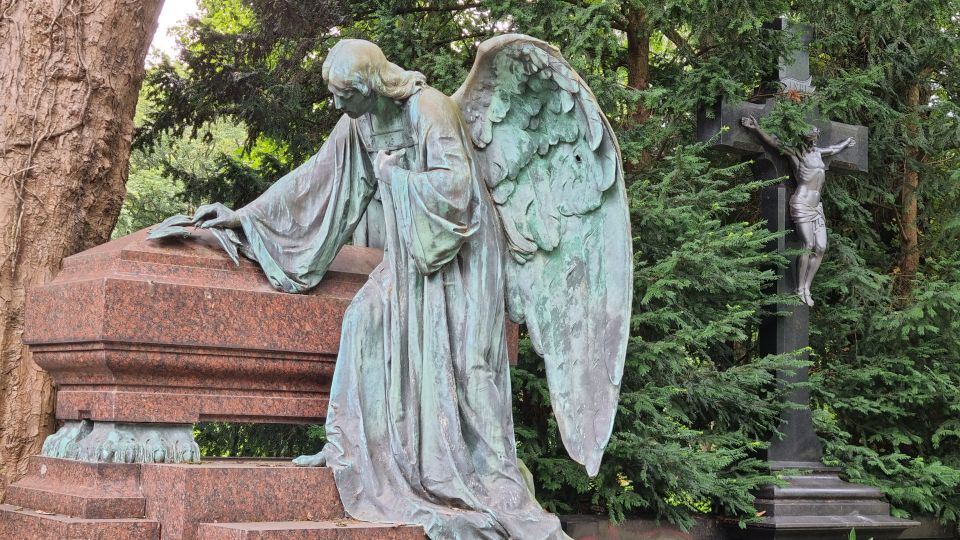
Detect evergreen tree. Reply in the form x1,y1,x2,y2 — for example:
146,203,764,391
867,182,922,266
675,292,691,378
794,0,960,522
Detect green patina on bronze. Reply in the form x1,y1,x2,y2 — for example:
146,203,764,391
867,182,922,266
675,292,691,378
42,420,200,464
150,35,631,540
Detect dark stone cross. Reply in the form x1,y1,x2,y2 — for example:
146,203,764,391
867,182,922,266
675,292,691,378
697,18,918,540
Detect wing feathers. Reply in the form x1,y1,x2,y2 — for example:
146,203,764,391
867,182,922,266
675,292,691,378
453,34,632,477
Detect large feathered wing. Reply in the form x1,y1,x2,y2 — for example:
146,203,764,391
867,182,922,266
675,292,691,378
452,34,632,477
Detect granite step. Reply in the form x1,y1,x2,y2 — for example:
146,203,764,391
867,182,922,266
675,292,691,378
5,480,146,519
140,461,348,540
0,502,159,539
754,497,892,517
4,456,147,519
197,519,426,540
20,455,143,491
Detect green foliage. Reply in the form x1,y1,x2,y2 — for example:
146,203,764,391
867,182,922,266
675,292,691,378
125,0,960,530
195,423,325,458
758,97,816,152
848,528,874,540
114,167,189,238
812,262,960,521
115,85,252,237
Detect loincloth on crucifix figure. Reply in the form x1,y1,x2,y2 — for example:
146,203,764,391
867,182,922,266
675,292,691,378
788,197,825,230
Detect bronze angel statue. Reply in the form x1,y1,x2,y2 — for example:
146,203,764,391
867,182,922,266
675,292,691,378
152,34,632,539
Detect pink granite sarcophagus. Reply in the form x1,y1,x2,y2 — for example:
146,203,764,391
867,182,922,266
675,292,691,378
0,229,429,538
25,228,382,426
1,227,517,538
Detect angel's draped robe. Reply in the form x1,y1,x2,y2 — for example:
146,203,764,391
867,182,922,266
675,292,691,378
234,86,567,540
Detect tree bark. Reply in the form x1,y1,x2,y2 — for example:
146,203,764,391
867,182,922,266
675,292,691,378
623,8,652,174
897,83,921,298
0,0,164,493
625,9,651,123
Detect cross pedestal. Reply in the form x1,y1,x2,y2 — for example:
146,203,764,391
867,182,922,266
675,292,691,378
697,18,919,540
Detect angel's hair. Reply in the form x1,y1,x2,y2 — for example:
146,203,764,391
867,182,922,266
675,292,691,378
322,39,426,101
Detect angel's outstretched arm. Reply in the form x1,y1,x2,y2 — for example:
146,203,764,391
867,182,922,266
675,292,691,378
237,115,377,292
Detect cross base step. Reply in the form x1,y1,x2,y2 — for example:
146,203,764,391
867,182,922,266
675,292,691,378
729,471,920,540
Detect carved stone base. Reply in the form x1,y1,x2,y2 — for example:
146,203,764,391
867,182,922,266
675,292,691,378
41,420,200,464
0,455,426,540
729,464,920,540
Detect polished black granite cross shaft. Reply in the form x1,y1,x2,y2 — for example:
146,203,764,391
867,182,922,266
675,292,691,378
697,17,917,540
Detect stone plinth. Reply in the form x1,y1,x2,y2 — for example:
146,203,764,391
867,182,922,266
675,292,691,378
140,460,343,539
0,504,159,540
197,521,426,540
730,465,920,540
25,228,382,425
0,456,425,540
5,456,147,519
6,225,514,536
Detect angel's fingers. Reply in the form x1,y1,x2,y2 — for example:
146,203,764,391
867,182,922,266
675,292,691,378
378,149,405,165
199,217,227,229
192,205,216,223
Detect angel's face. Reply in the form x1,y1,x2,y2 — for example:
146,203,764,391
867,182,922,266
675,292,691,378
329,81,375,118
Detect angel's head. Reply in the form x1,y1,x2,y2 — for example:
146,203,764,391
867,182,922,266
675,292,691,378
322,39,426,118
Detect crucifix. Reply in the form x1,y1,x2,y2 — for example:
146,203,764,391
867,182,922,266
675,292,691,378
698,17,918,540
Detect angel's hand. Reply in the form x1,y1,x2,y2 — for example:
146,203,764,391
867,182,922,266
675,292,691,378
845,137,856,148
376,149,406,184
741,116,759,130
192,202,240,229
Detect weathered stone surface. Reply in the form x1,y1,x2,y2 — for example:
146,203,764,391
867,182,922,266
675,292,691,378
141,460,344,540
4,456,145,519
25,227,518,428
0,503,159,539
5,477,146,521
197,520,426,540
1,456,950,540
24,228,382,425
0,456,429,540
561,514,727,540
729,466,921,540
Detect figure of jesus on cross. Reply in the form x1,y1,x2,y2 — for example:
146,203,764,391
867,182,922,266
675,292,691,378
740,116,857,306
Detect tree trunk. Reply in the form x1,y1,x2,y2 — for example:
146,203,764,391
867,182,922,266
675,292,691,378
625,9,651,123
897,83,921,298
624,8,652,174
0,0,164,493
